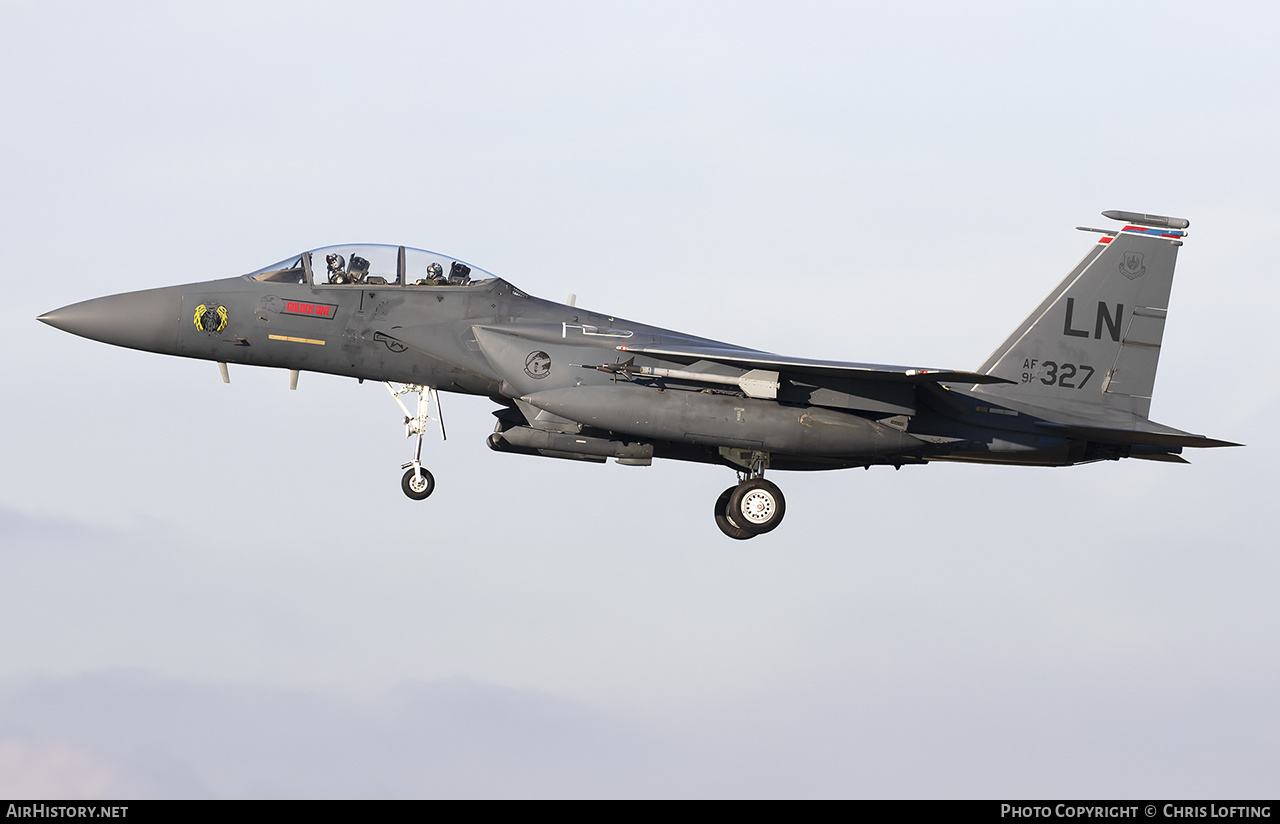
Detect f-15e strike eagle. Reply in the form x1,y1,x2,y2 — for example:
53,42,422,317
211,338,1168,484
40,210,1236,539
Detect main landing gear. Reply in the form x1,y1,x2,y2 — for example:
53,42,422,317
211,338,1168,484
713,452,786,540
386,382,445,501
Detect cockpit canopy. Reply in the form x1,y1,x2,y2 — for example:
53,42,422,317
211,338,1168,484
248,244,499,288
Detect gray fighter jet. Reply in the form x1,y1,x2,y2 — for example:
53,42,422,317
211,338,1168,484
39,210,1237,539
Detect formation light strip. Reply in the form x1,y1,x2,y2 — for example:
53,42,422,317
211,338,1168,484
269,334,325,346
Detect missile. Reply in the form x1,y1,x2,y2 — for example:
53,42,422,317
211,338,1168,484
593,358,780,399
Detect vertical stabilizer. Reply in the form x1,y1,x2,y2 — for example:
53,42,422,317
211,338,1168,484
973,212,1189,420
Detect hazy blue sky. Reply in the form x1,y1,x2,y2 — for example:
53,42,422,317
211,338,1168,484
1,0,1276,798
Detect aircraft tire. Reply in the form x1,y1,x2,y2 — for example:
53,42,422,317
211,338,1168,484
728,479,785,535
714,486,755,540
401,468,436,500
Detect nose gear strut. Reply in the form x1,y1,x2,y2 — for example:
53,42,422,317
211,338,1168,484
385,382,446,500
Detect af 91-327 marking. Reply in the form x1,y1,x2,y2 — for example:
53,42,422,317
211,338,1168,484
1021,358,1094,388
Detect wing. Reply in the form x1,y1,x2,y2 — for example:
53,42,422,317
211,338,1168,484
615,342,1014,385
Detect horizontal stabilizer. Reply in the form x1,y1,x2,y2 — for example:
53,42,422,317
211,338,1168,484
615,343,1014,385
1034,422,1241,449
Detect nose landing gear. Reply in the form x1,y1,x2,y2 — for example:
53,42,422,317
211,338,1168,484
386,382,445,501
713,451,786,539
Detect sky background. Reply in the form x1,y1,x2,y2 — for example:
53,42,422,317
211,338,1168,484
1,0,1276,799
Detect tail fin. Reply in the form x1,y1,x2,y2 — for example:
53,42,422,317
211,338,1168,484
973,210,1189,420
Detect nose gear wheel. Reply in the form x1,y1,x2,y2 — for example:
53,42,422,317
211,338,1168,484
401,467,436,500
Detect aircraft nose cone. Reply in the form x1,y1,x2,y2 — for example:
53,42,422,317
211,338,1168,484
39,287,184,354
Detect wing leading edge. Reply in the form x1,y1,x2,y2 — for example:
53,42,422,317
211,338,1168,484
615,343,1014,385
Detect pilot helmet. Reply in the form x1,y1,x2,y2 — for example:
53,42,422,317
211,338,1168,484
327,253,345,271
427,262,443,279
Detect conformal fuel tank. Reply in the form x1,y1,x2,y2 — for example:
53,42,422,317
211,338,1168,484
520,384,923,456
